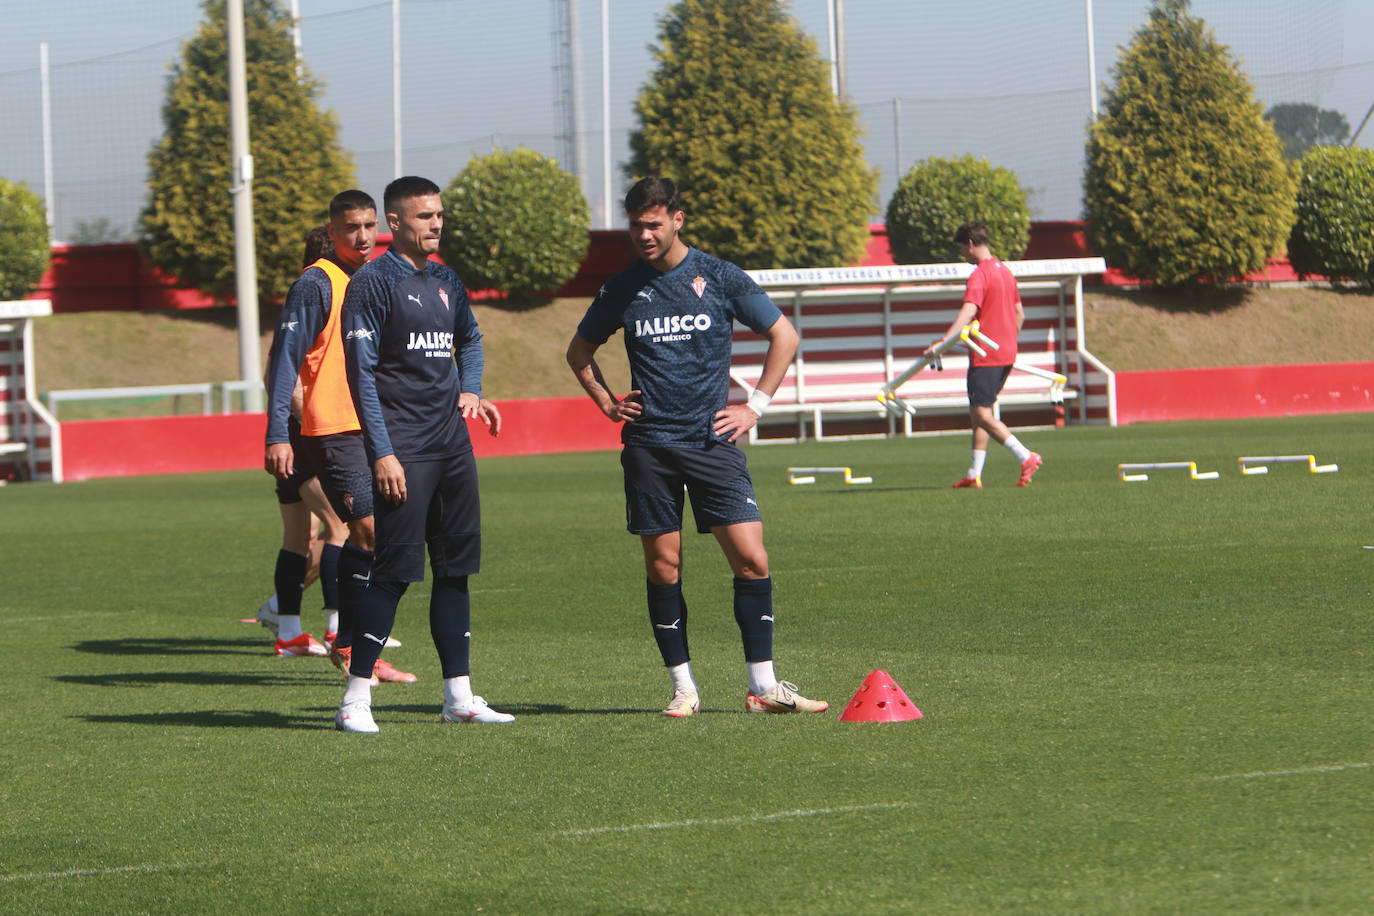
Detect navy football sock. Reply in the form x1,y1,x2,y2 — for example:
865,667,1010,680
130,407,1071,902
647,579,690,667
430,576,472,679
733,576,774,663
336,542,374,651
319,543,342,614
349,578,406,679
273,549,308,619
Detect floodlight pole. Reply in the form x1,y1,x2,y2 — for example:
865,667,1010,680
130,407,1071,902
228,0,262,411
600,0,611,228
393,0,402,176
1085,0,1098,121
40,42,55,242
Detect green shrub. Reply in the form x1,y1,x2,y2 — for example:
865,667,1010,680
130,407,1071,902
1287,146,1374,288
440,148,589,296
885,155,1030,264
1083,0,1294,287
0,179,50,300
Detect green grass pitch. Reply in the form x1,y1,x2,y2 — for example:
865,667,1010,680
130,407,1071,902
1,414,1369,913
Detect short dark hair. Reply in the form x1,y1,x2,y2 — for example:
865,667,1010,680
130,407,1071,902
384,176,441,215
624,176,682,216
303,224,333,267
953,220,990,248
329,189,375,220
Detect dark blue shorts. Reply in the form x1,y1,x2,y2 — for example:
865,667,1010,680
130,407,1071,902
274,417,323,504
372,450,481,583
967,365,1013,408
314,431,373,522
621,442,762,536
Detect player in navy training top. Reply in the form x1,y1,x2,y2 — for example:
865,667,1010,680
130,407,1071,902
334,176,511,733
567,176,829,718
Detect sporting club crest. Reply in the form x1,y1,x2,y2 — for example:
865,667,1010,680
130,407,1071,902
692,276,706,298
438,288,450,310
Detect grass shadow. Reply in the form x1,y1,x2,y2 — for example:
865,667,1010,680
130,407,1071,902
73,709,329,730
475,293,559,313
69,636,269,657
1097,286,1250,315
55,670,333,688
373,702,649,717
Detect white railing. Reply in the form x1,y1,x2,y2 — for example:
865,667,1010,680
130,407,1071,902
43,381,266,419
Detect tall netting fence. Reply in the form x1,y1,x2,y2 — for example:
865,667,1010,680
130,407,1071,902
0,0,1367,244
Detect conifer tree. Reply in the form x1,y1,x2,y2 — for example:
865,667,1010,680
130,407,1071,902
627,0,877,269
141,0,353,302
1083,0,1294,286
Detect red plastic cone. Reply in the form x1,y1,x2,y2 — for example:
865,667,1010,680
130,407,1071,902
838,669,923,722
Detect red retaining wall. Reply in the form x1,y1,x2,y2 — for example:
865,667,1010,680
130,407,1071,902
1115,362,1374,425
58,397,622,481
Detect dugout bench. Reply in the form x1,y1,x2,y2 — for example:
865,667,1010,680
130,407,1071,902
730,259,1113,442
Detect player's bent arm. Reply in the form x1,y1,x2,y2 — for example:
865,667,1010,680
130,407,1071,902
753,314,799,399
566,334,642,423
1015,299,1025,332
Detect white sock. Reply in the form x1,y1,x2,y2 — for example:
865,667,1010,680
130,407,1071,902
748,661,778,696
342,675,372,705
444,675,473,708
968,449,987,479
668,662,696,694
1004,436,1032,463
277,615,303,641
324,609,339,635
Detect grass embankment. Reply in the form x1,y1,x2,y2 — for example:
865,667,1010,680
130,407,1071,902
31,285,1371,410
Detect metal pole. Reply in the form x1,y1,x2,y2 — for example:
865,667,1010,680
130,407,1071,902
569,0,588,198
600,0,611,228
825,0,838,97
289,0,302,79
892,96,902,180
227,0,262,411
1085,0,1098,121
39,43,55,242
834,0,847,102
1349,98,1374,146
393,0,402,176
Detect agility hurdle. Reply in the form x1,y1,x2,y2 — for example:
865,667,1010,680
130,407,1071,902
1238,454,1339,475
878,322,997,418
1118,461,1220,482
878,322,1070,418
787,466,873,485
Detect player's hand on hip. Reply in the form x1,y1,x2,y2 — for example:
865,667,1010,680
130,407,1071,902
713,404,757,443
476,397,502,437
608,390,643,423
374,454,406,504
265,442,294,479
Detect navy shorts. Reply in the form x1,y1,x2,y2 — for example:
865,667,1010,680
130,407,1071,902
967,365,1013,408
274,417,324,504
314,431,373,522
621,442,762,536
372,451,481,583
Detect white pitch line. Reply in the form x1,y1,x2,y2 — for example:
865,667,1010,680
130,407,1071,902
0,862,200,884
1205,762,1371,782
560,801,913,837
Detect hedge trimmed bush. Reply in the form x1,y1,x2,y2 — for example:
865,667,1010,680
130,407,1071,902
885,155,1030,264
1083,0,1294,287
0,179,50,300
440,148,589,296
1287,145,1374,288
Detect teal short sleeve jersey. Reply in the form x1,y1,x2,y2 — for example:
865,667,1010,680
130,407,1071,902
577,247,782,448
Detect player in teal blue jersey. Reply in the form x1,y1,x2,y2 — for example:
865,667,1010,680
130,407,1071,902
567,177,828,718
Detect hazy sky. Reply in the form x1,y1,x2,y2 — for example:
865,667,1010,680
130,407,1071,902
3,0,1371,238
